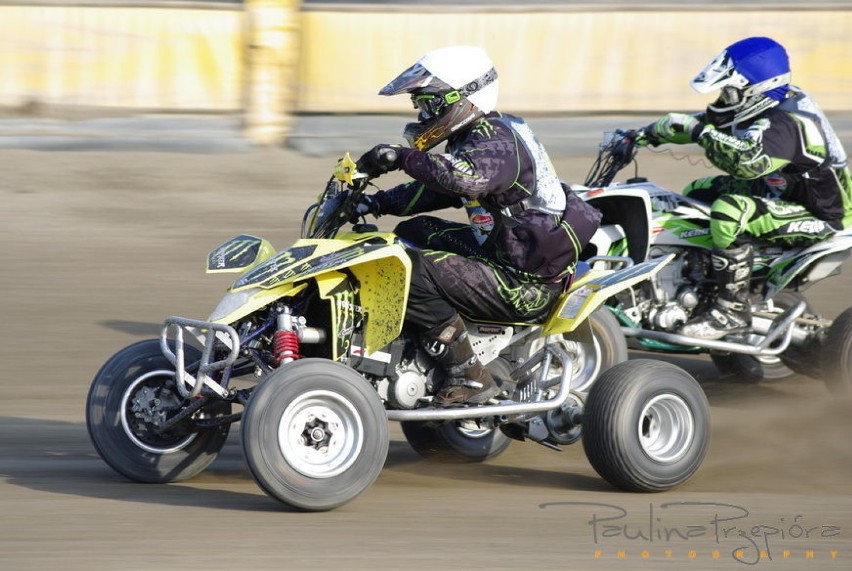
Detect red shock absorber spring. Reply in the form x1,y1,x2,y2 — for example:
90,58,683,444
273,330,300,366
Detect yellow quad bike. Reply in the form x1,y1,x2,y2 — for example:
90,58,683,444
86,154,711,511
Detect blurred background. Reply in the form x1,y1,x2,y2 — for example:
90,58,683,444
1,0,851,149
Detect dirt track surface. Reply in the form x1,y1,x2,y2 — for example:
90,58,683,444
2,148,851,570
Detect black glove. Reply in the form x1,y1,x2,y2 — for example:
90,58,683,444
348,194,380,223
356,144,403,178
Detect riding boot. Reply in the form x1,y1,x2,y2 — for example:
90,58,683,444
679,244,753,340
423,314,500,406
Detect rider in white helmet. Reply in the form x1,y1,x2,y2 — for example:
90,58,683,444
636,37,852,340
353,46,601,405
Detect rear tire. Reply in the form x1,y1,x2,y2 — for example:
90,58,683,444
241,359,388,511
821,307,852,394
582,359,710,492
711,292,807,383
531,307,628,392
400,420,511,463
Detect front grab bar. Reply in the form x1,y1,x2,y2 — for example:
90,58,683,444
160,316,240,399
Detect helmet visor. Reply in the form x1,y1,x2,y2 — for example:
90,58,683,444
379,63,453,97
691,51,749,94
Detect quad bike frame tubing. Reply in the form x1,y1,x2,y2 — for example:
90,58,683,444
620,300,806,356
160,315,576,422
386,345,575,422
160,316,240,399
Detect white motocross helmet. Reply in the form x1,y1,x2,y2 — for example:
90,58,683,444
379,46,499,151
691,37,791,128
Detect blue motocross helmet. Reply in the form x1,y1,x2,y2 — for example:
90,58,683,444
691,37,791,128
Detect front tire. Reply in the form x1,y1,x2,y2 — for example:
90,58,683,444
241,359,388,511
821,307,852,394
86,339,231,483
582,359,710,492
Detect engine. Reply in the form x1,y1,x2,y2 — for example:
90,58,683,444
363,339,433,410
366,323,515,410
385,357,431,409
642,247,712,331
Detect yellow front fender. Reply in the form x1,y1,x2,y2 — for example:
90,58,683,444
208,282,309,324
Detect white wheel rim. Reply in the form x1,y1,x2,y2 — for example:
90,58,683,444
120,370,197,455
549,334,602,392
454,420,494,439
638,393,694,463
278,389,364,478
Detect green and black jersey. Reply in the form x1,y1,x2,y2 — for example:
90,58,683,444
369,112,602,281
696,88,852,230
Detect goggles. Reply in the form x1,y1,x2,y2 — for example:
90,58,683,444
719,86,743,107
411,91,461,121
409,66,497,121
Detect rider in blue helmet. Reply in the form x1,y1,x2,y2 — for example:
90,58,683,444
636,37,852,340
692,36,792,128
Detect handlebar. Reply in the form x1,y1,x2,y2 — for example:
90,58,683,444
300,152,379,239
583,129,643,187
304,132,643,240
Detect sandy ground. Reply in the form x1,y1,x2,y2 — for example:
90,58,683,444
1,146,851,570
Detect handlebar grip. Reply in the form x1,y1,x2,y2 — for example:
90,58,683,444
379,148,398,166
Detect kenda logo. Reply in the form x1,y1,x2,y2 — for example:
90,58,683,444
679,228,710,239
787,220,827,234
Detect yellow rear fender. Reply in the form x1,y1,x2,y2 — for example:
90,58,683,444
541,254,674,336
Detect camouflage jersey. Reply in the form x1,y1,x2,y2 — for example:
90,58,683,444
697,88,852,229
370,111,602,281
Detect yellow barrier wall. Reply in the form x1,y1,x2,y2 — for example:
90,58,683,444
0,5,243,110
298,9,852,114
1,4,851,145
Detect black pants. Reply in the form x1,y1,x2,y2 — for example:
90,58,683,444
396,216,563,332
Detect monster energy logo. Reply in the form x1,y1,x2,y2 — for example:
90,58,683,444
333,290,362,361
209,235,264,270
472,119,495,139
